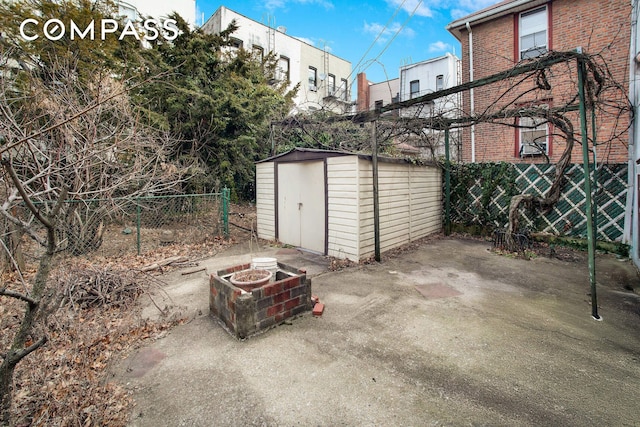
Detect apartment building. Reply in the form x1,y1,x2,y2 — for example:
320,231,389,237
357,54,460,115
357,53,462,160
202,6,353,114
398,53,461,118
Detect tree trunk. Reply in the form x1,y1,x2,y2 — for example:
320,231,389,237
506,114,575,246
0,227,55,425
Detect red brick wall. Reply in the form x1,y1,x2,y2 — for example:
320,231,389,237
357,73,371,112
210,263,312,339
457,0,631,164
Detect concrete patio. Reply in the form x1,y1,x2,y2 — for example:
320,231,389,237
114,237,640,426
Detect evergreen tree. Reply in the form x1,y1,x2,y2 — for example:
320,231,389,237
134,15,297,199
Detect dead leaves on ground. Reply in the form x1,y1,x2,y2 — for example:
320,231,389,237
12,309,182,427
3,234,239,427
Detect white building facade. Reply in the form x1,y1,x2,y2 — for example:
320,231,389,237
398,53,461,119
202,6,353,114
117,0,196,28
357,53,462,160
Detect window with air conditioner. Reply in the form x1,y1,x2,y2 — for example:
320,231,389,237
519,115,549,157
519,6,548,59
436,74,444,91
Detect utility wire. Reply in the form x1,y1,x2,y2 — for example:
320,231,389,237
346,0,408,84
369,0,423,66
348,0,424,96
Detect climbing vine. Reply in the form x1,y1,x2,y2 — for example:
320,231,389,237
449,162,518,229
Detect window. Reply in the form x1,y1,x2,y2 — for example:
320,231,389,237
436,75,444,91
374,100,383,112
519,115,549,156
328,74,336,95
119,3,137,21
519,6,547,59
229,37,243,49
252,45,264,62
340,78,348,100
410,80,420,98
277,56,290,82
308,67,317,91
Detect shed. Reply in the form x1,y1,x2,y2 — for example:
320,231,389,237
255,148,442,261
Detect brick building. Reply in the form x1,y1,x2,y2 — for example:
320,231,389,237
446,0,632,164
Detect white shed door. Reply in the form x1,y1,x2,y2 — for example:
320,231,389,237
277,161,325,253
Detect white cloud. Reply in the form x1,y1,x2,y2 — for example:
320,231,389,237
265,0,286,10
428,41,452,52
445,0,499,20
385,0,433,18
450,8,468,20
363,21,416,44
454,0,497,11
265,0,334,11
294,36,315,46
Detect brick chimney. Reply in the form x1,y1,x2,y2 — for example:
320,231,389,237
356,72,370,112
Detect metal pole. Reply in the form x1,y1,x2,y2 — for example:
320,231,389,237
444,127,451,235
591,109,598,241
222,188,230,238
577,56,600,320
270,123,276,156
372,121,381,262
136,200,141,255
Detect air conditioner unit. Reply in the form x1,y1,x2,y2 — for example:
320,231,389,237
520,142,547,157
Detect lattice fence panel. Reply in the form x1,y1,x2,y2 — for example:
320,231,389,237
449,163,627,242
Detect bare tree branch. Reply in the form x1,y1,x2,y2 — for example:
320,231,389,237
0,288,37,306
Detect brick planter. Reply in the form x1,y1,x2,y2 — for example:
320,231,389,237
210,262,312,339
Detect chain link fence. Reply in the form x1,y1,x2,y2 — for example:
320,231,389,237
130,191,229,255
3,191,230,263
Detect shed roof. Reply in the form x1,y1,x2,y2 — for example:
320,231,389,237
256,147,437,166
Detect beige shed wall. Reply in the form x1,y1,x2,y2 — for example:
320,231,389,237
358,160,442,259
326,156,360,261
256,162,276,240
256,153,441,261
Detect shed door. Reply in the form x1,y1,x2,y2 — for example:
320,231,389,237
277,161,325,253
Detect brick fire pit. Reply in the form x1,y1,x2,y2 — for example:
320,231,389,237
210,262,312,339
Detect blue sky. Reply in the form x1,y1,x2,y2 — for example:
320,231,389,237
195,0,498,84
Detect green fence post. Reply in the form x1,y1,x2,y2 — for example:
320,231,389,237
136,199,141,255
222,188,230,238
444,126,451,236
371,121,381,262
591,108,598,241
578,54,599,320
